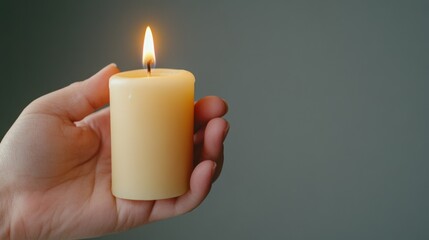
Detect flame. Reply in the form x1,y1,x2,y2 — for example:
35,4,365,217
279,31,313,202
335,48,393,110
142,26,156,69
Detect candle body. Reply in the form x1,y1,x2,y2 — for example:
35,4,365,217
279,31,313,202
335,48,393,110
109,69,194,200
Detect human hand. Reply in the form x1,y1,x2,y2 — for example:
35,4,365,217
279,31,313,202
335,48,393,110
0,64,229,239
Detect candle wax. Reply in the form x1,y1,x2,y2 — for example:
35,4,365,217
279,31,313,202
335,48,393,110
110,68,195,200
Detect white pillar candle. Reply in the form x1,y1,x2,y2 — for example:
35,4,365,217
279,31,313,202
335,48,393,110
110,69,194,200
109,27,195,200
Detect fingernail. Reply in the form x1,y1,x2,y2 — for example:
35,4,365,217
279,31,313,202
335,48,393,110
223,123,230,141
212,162,217,175
74,120,85,128
222,98,229,113
110,63,117,68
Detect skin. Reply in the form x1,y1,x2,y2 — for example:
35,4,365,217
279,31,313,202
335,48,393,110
0,64,229,239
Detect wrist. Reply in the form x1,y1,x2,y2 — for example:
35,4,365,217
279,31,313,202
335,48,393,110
0,160,11,239
0,184,11,239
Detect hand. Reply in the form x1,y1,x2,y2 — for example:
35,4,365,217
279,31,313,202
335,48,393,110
0,64,229,239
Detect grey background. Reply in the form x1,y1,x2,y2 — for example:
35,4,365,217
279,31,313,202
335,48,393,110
1,0,428,239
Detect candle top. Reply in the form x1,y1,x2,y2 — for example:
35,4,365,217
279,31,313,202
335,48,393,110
110,69,195,86
113,69,192,78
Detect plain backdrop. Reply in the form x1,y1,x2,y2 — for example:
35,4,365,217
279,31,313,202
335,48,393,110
1,1,428,239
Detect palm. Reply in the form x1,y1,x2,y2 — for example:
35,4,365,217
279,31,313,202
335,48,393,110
0,65,228,239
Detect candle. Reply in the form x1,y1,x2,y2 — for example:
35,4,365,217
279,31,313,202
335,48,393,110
110,27,195,200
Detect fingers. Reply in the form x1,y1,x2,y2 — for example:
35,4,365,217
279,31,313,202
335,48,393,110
202,118,229,181
25,64,119,121
194,96,228,132
148,160,216,222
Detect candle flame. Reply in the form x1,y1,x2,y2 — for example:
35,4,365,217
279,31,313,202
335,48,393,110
142,26,156,70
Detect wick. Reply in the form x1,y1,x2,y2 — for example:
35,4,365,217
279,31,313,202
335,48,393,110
146,60,152,75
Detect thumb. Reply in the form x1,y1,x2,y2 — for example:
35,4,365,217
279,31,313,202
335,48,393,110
25,63,120,121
